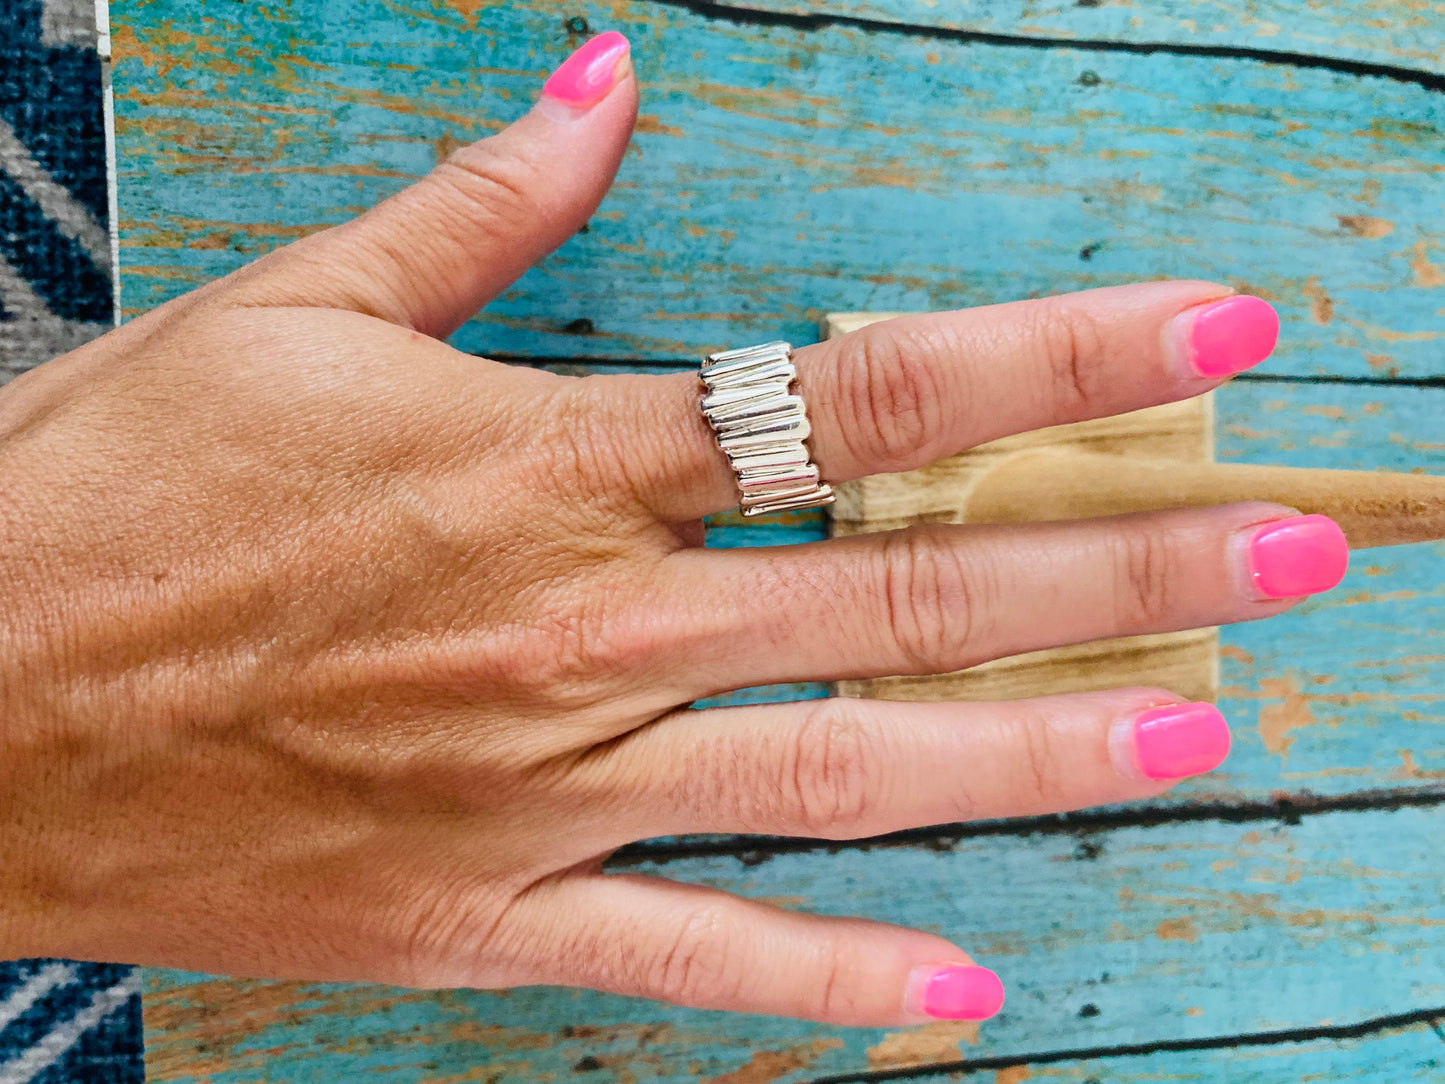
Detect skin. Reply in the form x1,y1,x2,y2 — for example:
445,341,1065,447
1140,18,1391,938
0,52,1316,1025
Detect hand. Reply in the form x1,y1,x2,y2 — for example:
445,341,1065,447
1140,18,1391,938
0,32,1346,1026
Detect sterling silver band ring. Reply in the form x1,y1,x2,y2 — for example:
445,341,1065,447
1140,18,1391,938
699,341,836,518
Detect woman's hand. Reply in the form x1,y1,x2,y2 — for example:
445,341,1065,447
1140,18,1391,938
0,33,1345,1026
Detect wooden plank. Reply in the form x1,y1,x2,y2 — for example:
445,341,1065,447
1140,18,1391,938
142,802,1445,1082
830,312,1221,704
875,1018,1445,1083
703,0,1445,77
110,0,1445,376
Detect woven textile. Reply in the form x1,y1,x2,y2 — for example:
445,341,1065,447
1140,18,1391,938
1,0,113,381
1,1,144,1081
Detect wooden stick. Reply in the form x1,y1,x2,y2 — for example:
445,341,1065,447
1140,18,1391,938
964,450,1445,549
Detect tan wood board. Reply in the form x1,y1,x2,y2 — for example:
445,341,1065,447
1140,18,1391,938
825,313,1219,705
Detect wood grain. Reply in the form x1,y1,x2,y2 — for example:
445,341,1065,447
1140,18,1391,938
110,0,1445,374
143,803,1445,1082
885,1017,1445,1083
706,0,1445,76
967,449,1445,549
828,323,1221,705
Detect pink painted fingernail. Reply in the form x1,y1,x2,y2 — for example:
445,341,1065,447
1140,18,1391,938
1129,703,1231,780
1175,295,1279,378
541,32,631,108
906,965,1005,1021
1246,514,1350,599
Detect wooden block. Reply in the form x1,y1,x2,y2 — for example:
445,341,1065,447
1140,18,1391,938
825,312,1219,704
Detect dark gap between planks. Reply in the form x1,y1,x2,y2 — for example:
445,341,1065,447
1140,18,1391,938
804,1005,1445,1082
493,357,1445,389
610,786,1445,866
643,0,1445,94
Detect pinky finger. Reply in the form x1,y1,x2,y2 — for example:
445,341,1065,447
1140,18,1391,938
512,872,1005,1026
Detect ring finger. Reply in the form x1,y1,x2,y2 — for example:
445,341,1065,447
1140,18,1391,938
578,688,1230,845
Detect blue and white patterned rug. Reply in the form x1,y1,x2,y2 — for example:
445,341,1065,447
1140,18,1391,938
1,1,144,1081
1,0,114,379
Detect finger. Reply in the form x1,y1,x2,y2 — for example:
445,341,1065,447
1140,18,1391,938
580,690,1227,844
656,505,1347,694
222,33,639,338
510,873,1004,1026
617,280,1278,520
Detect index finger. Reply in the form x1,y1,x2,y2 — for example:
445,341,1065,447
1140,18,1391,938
618,280,1277,521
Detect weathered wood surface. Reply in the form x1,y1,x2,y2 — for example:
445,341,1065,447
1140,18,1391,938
714,0,1445,77
144,804,1445,1082
889,1018,1445,1084
110,0,1445,1079
832,341,1223,707
111,0,1445,375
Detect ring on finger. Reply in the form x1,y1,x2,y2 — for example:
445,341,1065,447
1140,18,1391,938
698,341,836,517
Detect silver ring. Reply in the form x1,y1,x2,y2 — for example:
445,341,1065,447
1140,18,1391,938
699,341,836,518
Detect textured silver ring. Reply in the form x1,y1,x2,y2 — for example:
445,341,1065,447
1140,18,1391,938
699,341,836,517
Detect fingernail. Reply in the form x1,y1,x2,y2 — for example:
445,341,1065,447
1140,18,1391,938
1173,295,1279,378
1244,514,1350,599
905,964,1005,1021
1125,703,1231,781
541,31,631,109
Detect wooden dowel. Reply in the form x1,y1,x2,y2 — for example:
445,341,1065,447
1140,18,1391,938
964,450,1445,550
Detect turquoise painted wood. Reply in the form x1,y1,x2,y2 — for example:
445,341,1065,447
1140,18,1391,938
111,0,1445,375
724,0,1445,76
897,1020,1445,1083
142,803,1445,1081
110,0,1445,1079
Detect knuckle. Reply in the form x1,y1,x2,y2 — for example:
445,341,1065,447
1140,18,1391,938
783,700,883,838
539,381,671,521
433,143,542,228
879,525,985,671
1016,709,1070,809
528,383,619,501
384,879,505,988
1031,298,1109,413
833,324,946,471
812,937,854,1020
490,572,664,709
1110,526,1179,628
526,595,650,698
651,904,740,1008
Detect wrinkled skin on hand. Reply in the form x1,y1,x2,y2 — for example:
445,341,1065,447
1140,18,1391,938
0,36,1331,1025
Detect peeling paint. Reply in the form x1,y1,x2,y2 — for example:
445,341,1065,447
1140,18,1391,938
1257,676,1319,759
866,1021,980,1068
703,1040,843,1084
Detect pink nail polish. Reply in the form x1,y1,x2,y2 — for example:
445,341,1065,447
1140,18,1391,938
1247,514,1350,599
908,965,1005,1021
1178,295,1279,378
541,32,631,108
1132,703,1231,780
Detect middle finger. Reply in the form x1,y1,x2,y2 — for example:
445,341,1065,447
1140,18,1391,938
657,505,1348,699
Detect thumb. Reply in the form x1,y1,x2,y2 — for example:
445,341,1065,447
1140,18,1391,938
232,32,638,338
